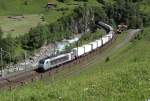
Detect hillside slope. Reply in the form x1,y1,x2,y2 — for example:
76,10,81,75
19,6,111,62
0,0,150,100
0,28,150,101
0,0,50,15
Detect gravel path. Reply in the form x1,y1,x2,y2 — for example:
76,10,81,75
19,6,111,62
115,29,141,49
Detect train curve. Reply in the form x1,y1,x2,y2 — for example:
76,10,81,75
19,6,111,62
0,22,115,89
38,22,115,71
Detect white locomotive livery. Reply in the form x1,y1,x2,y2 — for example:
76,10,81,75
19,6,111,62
39,52,74,70
38,22,114,71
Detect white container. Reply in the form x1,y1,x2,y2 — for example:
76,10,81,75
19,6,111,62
72,46,85,56
102,36,109,44
106,33,113,39
83,44,92,53
96,39,103,47
108,25,113,31
89,41,98,50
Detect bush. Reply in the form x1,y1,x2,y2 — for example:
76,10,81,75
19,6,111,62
105,56,110,62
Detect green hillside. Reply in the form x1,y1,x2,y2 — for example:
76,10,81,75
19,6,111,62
0,0,50,15
0,0,100,15
0,0,150,100
0,0,105,37
0,0,76,37
0,28,150,101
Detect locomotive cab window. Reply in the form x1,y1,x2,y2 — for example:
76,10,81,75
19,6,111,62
51,55,69,65
39,60,45,64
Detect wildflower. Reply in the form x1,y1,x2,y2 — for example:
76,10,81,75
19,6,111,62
84,88,89,91
58,96,62,99
91,84,96,87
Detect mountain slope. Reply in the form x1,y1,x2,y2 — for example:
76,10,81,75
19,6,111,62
0,28,150,101
0,0,50,15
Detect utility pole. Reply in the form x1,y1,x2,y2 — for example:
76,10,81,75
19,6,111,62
76,41,78,57
0,48,3,77
24,51,27,71
9,48,11,72
101,36,103,46
54,43,56,55
0,48,12,77
0,48,2,64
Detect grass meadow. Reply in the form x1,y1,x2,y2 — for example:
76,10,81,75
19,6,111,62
0,15,45,37
0,0,149,100
0,0,87,37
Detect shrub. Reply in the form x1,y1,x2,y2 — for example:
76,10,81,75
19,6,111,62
105,56,110,62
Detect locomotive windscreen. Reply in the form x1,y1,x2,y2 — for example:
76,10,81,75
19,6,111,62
39,60,45,64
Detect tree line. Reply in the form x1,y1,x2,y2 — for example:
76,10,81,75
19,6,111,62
103,0,150,28
0,0,149,65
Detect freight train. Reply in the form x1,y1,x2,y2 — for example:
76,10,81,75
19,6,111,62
38,22,114,71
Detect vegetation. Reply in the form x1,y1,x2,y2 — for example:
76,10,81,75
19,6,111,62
0,0,150,100
0,0,149,68
65,29,105,52
0,0,55,15
0,15,46,37
0,3,106,64
0,0,149,66
78,29,105,45
0,27,150,101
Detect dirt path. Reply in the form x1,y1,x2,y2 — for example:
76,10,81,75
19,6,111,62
115,29,141,49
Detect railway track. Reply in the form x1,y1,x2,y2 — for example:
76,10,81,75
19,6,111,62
0,33,117,90
43,29,141,85
0,26,141,90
